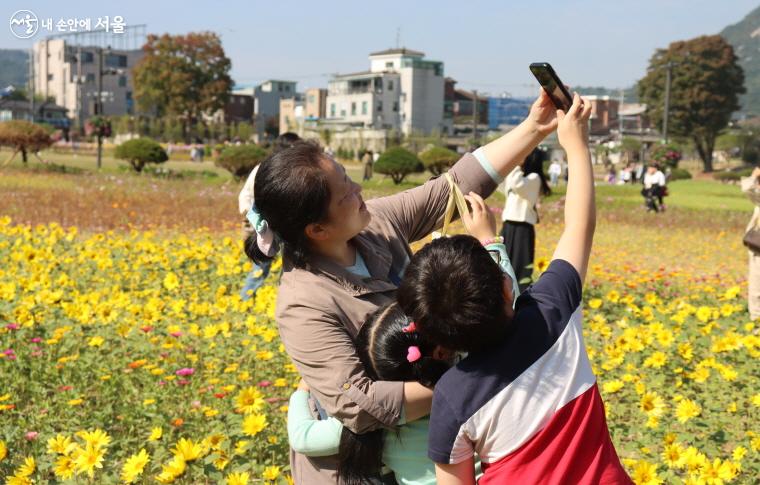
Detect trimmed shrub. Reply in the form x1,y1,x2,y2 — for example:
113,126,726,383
0,120,54,164
374,147,424,185
419,146,458,175
651,142,682,168
668,167,692,181
215,144,268,180
114,138,168,173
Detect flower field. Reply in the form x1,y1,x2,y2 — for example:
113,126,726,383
0,171,759,484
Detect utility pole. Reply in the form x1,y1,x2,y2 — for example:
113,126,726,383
96,47,104,169
28,47,34,122
662,61,674,144
618,88,624,135
472,89,478,145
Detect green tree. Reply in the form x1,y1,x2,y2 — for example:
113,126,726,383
215,144,268,180
374,147,424,184
419,146,458,175
0,120,54,166
114,138,168,172
638,35,745,172
133,32,233,140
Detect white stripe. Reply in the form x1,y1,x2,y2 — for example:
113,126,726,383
449,307,595,464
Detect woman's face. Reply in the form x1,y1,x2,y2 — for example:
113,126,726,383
320,156,371,242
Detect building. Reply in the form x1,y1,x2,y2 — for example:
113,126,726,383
304,88,327,119
223,93,254,124
0,99,70,129
581,95,620,136
487,96,531,130
234,80,297,138
32,38,143,124
619,103,649,133
325,48,445,136
279,88,328,135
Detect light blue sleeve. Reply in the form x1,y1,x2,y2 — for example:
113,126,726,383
485,242,521,305
287,390,343,456
473,147,505,184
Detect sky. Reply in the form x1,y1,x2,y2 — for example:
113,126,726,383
2,0,758,97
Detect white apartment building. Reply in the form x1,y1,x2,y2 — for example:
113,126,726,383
33,38,143,124
326,48,444,135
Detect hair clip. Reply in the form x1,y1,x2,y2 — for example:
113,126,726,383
402,321,417,333
406,346,421,363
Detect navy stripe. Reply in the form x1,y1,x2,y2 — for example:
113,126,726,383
428,259,582,462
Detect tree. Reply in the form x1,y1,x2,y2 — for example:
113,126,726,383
638,35,745,172
215,144,268,180
114,138,168,172
132,32,233,140
419,146,458,175
0,120,53,166
374,147,424,184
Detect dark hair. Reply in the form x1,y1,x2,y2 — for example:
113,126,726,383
337,303,450,485
274,132,300,153
523,148,551,196
397,235,510,353
244,140,331,267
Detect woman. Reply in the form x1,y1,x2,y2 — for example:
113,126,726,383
742,166,760,320
246,90,559,483
499,147,551,292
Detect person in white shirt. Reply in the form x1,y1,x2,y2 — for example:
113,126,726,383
548,159,562,186
238,132,300,299
500,148,551,291
642,163,667,212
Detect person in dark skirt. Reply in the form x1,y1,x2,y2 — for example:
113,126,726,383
500,148,551,292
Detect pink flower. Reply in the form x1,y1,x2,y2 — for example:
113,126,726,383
191,400,201,408
175,368,195,377
257,380,272,388
25,431,38,441
30,337,42,343
5,324,19,331
170,331,182,338
177,379,190,386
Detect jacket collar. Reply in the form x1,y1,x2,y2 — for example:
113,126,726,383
290,233,397,297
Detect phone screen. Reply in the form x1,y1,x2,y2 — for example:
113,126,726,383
529,63,573,112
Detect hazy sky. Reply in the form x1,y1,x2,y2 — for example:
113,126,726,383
2,1,757,96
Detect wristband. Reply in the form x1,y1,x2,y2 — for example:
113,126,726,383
480,236,503,247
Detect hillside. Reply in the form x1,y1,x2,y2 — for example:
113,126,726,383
721,5,760,116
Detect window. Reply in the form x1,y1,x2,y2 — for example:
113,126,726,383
105,54,127,68
330,103,336,117
118,75,127,87
285,85,290,92
393,101,399,112
47,74,53,81
278,84,283,92
86,73,95,83
351,102,356,116
387,80,393,91
386,61,393,68
377,101,383,112
81,51,94,63
308,95,315,104
340,109,346,117
361,101,367,115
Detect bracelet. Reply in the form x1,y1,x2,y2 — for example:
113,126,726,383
480,236,503,246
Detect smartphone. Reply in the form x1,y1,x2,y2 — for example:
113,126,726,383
529,62,573,112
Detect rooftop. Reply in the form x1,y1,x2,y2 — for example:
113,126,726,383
369,47,425,57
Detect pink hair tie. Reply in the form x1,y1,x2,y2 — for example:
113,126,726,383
402,321,417,333
406,346,421,363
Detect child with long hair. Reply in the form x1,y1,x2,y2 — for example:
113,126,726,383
287,193,521,485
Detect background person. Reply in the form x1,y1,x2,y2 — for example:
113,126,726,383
741,166,760,320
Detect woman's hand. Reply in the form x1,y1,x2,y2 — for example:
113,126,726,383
526,88,560,136
752,167,760,180
297,379,310,392
462,192,496,242
557,93,592,154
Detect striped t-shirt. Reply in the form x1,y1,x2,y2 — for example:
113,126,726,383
428,259,632,484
